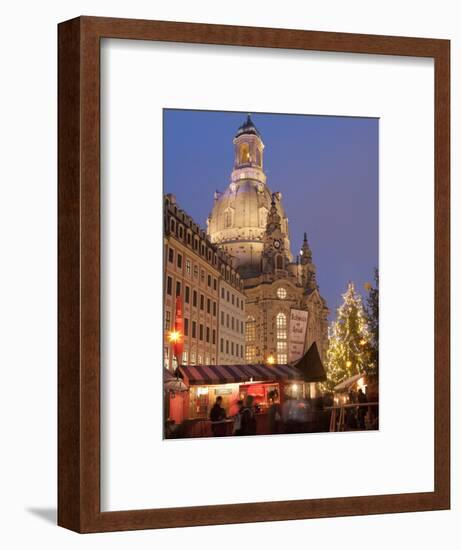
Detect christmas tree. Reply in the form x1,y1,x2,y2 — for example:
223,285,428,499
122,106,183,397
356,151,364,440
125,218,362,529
324,281,373,391
364,268,379,376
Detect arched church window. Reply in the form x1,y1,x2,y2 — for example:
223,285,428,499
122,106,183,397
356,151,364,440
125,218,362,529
276,312,288,364
276,254,284,269
239,143,250,164
256,148,261,166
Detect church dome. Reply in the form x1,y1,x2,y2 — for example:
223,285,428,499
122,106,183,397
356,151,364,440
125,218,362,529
207,115,292,277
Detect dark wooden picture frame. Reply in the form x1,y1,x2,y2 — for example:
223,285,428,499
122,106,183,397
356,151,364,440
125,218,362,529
58,16,450,533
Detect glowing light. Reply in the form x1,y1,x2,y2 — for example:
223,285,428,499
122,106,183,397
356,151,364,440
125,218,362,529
267,355,275,366
292,384,298,392
360,339,367,346
168,330,181,344
346,360,352,368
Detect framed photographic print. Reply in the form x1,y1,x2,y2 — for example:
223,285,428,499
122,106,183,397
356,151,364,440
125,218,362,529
58,16,450,532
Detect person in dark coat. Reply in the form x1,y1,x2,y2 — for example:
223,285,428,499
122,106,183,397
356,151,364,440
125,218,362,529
357,388,368,429
267,390,282,434
210,396,226,436
240,395,257,436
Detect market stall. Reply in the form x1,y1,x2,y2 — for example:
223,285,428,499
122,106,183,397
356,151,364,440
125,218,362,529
177,363,306,436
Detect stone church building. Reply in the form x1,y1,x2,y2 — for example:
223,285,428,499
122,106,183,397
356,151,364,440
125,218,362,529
207,115,329,365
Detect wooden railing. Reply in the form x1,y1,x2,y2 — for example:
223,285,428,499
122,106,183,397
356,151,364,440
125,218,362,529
327,402,379,432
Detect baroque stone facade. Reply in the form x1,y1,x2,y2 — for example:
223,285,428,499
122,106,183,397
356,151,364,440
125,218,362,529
207,115,329,365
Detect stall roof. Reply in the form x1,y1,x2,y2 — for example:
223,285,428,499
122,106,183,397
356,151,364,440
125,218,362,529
294,342,327,382
334,372,366,392
179,364,305,386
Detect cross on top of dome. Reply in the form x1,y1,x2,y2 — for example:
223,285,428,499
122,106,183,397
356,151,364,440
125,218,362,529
235,114,262,139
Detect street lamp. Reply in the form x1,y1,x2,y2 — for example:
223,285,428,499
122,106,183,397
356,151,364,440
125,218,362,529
168,330,181,344
267,354,275,366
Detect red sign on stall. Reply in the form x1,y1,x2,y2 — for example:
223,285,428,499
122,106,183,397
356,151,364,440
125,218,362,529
174,295,184,364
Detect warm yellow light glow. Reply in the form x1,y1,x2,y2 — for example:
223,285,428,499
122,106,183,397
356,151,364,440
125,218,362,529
292,384,298,392
267,355,275,365
346,360,352,368
168,330,181,344
360,339,367,346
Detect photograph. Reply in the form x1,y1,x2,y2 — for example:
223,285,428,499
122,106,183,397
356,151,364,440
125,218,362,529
163,109,379,439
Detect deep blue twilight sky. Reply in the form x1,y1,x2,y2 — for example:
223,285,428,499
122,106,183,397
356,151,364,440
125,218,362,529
163,110,378,320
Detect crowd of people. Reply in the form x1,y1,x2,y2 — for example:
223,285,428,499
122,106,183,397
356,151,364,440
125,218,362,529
208,391,331,436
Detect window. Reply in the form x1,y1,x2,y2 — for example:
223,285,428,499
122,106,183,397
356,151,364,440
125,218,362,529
166,276,172,295
170,219,176,233
207,274,211,287
186,259,191,276
227,290,230,302
206,327,210,343
239,142,250,163
200,270,205,283
200,294,204,310
190,351,196,365
236,297,239,308
168,247,174,263
277,287,287,299
207,298,211,314
220,338,224,353
212,329,216,345
205,354,210,366
176,281,181,297
198,354,203,365
226,314,230,328
246,344,256,363
193,265,198,278
164,310,171,330
241,321,244,334
177,253,182,269
226,340,229,354
179,226,184,239
192,321,196,339
276,255,284,270
221,311,225,325
246,316,256,342
224,208,233,228
184,318,189,336
186,232,191,245
185,286,190,303
276,312,288,364
199,324,203,341
231,342,234,356
231,316,234,330
277,342,288,364
213,278,217,291
192,290,197,307
240,344,244,358
276,312,287,340
241,300,244,310
232,294,235,305
221,287,225,299
213,301,217,317
182,351,188,365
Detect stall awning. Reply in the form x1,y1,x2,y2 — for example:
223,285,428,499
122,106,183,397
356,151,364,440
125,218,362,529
334,372,366,392
179,364,305,386
163,368,188,391
294,342,327,382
